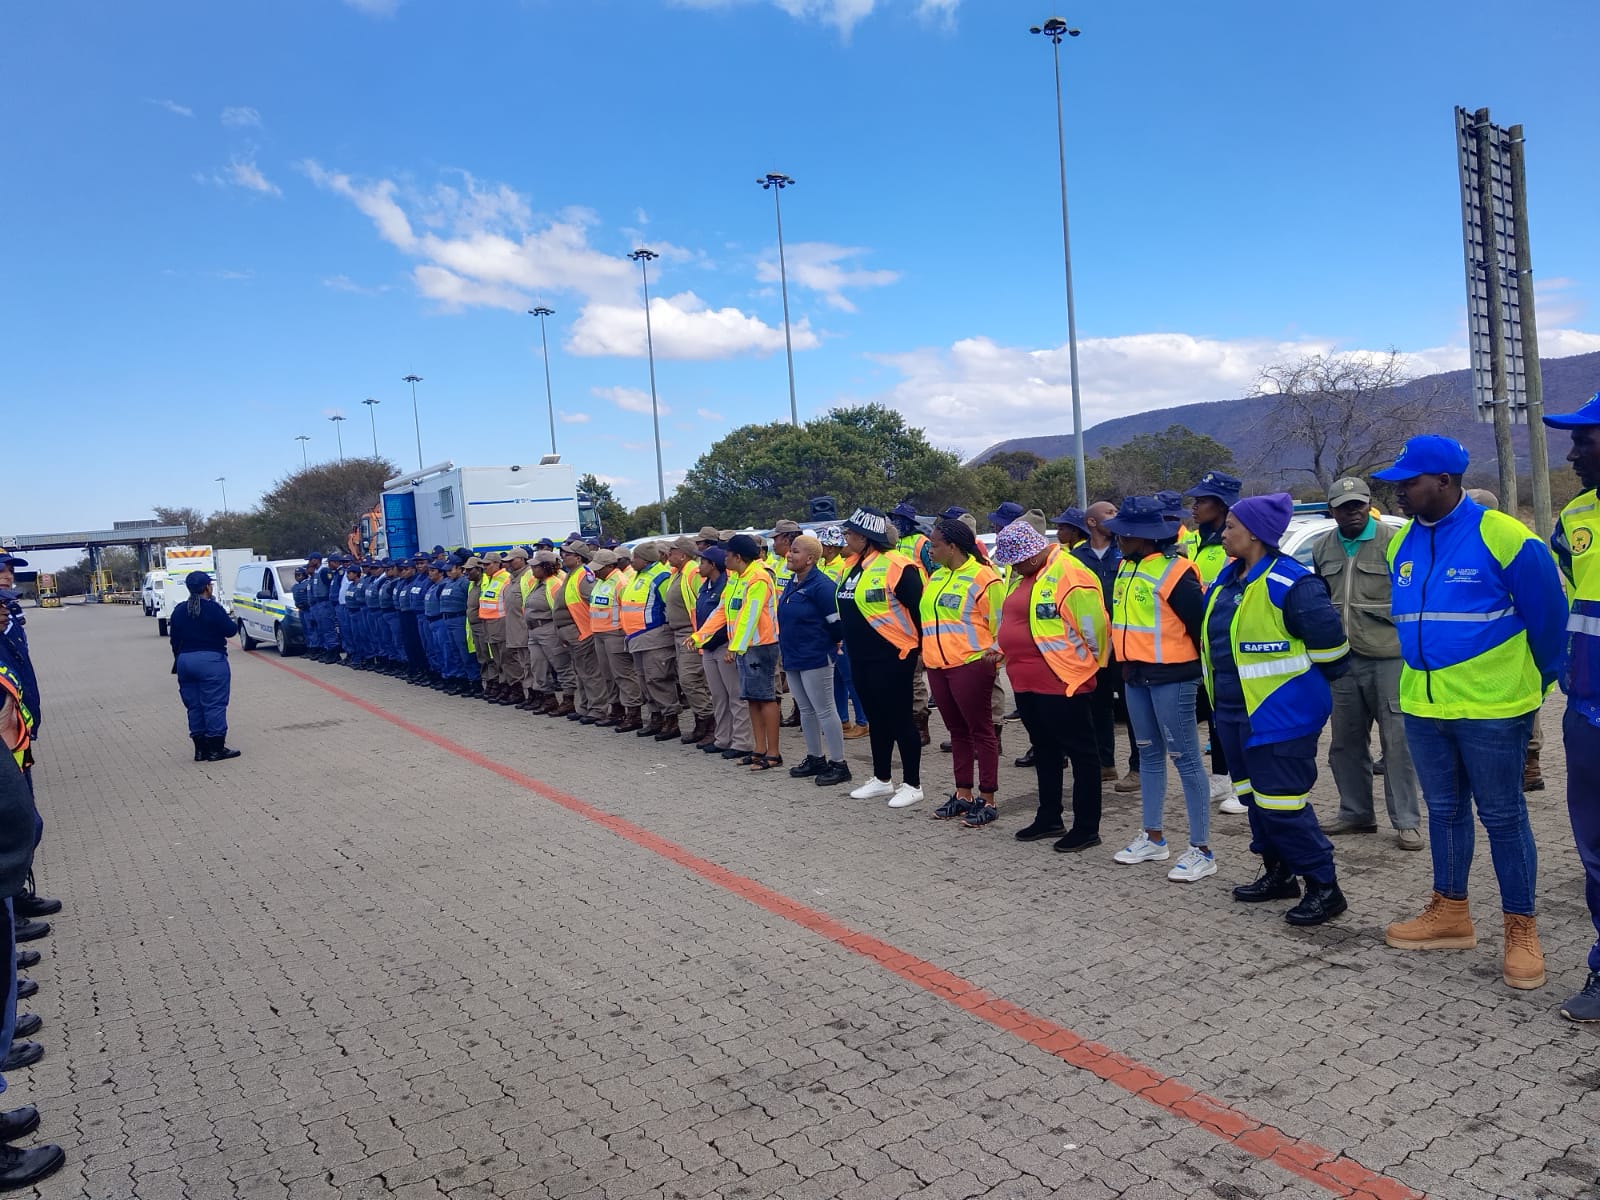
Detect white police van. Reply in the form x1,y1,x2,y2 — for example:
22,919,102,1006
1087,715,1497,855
232,559,308,656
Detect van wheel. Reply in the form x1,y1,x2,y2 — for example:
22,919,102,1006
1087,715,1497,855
157,617,168,637
238,620,258,651
275,624,294,656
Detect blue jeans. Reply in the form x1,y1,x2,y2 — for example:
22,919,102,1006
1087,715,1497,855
1126,678,1211,846
1562,707,1600,971
176,650,231,738
1404,713,1537,915
833,648,865,724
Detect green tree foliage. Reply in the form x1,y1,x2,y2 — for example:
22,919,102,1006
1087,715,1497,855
1098,426,1233,499
983,450,1047,484
578,473,628,535
253,457,396,558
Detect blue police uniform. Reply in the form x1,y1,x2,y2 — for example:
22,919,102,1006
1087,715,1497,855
376,570,401,667
292,569,313,648
438,572,476,687
422,572,446,677
312,558,339,657
338,565,363,665
302,557,324,650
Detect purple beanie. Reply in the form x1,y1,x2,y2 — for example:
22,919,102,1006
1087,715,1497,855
1230,493,1293,548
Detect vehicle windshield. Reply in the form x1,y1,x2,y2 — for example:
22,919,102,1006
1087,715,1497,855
275,566,298,593
577,494,602,540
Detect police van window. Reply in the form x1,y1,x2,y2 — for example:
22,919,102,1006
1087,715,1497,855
275,565,299,592
439,486,455,518
261,568,274,597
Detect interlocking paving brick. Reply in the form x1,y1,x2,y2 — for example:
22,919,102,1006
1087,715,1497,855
16,605,1600,1198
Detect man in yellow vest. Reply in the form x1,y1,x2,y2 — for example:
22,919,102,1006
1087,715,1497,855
665,536,715,744
1543,392,1600,1020
622,542,680,740
478,553,511,703
590,548,643,732
1377,436,1567,992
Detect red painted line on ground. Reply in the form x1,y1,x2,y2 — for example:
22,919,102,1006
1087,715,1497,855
253,655,1423,1200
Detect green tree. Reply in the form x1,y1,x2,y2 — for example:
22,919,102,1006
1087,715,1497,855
253,457,397,558
1019,456,1113,514
982,450,1047,484
578,473,628,535
1098,426,1233,499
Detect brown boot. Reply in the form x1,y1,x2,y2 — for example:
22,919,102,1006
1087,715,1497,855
542,694,562,716
1502,913,1546,990
635,711,663,738
596,702,624,728
554,694,576,718
616,706,643,733
843,722,869,740
681,714,710,744
780,702,802,728
655,713,684,742
1385,892,1477,950
915,710,930,747
1522,749,1544,793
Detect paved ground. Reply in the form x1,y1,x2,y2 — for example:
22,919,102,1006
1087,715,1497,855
12,603,1600,1199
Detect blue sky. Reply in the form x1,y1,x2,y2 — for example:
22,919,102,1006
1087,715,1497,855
7,0,1599,556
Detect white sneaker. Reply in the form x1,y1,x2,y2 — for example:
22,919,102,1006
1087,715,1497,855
1208,773,1232,801
850,777,895,801
1219,792,1247,814
1113,832,1171,864
1167,846,1218,883
887,783,925,809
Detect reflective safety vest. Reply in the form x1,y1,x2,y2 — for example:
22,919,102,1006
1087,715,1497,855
1010,546,1108,693
766,551,793,591
1558,488,1600,709
1191,533,1230,588
674,565,704,628
562,567,594,638
919,556,1002,669
620,562,669,636
1200,557,1344,776
819,555,849,584
853,549,921,658
0,666,32,770
1178,527,1199,559
478,570,509,621
897,532,931,581
693,561,777,652
1111,553,1200,664
589,572,623,634
1387,501,1549,719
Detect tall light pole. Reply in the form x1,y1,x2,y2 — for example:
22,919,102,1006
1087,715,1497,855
758,172,799,426
362,396,381,457
295,435,311,471
529,306,559,456
329,414,347,463
1030,16,1088,510
401,375,424,470
215,476,228,516
628,248,669,535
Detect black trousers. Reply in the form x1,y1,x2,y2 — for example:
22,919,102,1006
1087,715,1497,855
854,652,921,787
1016,690,1102,835
1090,662,1138,772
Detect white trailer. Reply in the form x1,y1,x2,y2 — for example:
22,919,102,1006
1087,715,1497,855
213,548,265,615
372,460,601,559
155,545,215,638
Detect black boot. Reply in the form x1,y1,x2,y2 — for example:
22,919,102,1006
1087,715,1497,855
16,875,60,919
203,735,241,762
11,920,48,943
0,1140,66,1189
191,734,206,762
0,1043,41,1071
1232,857,1301,903
0,1106,39,1143
788,755,827,779
814,760,852,787
1286,880,1348,926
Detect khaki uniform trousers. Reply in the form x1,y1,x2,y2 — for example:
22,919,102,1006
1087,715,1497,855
630,627,680,719
500,644,530,694
704,648,753,753
670,623,714,719
563,628,611,717
596,633,641,708
531,620,574,694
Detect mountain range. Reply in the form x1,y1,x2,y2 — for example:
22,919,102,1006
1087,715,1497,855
971,350,1600,480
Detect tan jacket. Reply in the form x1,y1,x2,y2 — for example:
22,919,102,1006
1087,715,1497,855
1311,520,1399,659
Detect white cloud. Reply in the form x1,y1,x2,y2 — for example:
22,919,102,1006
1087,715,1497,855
866,327,1600,458
1536,277,1585,327
221,106,261,128
570,291,817,360
215,269,253,281
323,274,392,295
200,155,281,196
146,98,193,118
593,386,670,417
558,410,591,424
696,407,724,421
343,0,400,14
671,0,880,35
757,241,897,312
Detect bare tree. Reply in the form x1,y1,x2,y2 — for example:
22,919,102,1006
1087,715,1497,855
1254,351,1444,493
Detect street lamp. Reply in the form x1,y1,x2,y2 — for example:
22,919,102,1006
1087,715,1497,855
402,374,424,471
1029,16,1088,510
758,172,799,426
529,306,558,456
295,434,311,471
628,248,669,535
215,476,228,516
329,414,347,463
362,396,380,457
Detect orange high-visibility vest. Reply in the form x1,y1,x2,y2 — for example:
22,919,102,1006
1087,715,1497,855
919,556,1001,670
563,568,593,638
851,550,921,658
589,572,622,634
1110,553,1199,665
478,570,509,621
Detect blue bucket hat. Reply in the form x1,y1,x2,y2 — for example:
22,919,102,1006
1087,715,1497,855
1156,491,1186,519
1183,470,1242,506
987,501,1025,528
1373,435,1470,481
1543,391,1600,429
1101,496,1183,540
1052,507,1089,534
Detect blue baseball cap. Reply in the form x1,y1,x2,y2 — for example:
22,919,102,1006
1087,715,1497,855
987,501,1025,527
1182,470,1242,506
0,554,28,569
1373,435,1470,481
1543,391,1600,429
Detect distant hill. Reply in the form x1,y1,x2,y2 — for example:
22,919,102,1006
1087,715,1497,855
971,350,1600,478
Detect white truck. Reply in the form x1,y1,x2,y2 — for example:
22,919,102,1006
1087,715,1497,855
361,459,602,561
154,546,262,636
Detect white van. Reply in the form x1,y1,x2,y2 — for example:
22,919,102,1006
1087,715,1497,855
140,572,162,616
232,559,308,656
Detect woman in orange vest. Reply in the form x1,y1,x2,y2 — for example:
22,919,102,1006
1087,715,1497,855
835,507,925,809
920,520,1004,826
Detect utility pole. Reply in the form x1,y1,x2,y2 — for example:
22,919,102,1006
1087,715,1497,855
1508,124,1551,539
1473,108,1517,517
529,306,559,456
628,248,670,535
329,414,346,463
295,435,310,471
362,396,381,458
402,374,424,470
758,173,799,426
215,476,228,516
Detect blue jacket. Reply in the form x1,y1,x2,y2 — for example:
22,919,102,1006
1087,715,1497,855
170,597,235,656
311,567,333,603
438,577,469,614
376,578,396,610
0,625,39,735
778,567,842,672
292,578,312,610
694,574,729,653
423,580,444,617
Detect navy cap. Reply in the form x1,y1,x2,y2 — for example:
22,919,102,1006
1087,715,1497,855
1052,507,1089,534
700,546,727,568
890,501,918,522
294,567,307,578
184,570,211,594
306,551,323,560
1373,435,1470,481
1156,490,1186,518
987,501,1025,527
0,554,28,569
431,544,446,554
1102,496,1183,540
1182,470,1243,505
1543,391,1600,430
938,506,969,521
